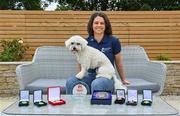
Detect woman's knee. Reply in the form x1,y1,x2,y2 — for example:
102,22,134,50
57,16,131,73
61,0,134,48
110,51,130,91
66,76,78,86
91,77,114,93
66,76,79,94
66,76,91,94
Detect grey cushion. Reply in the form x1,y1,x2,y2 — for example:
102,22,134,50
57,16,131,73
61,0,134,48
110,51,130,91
26,78,66,94
127,78,160,93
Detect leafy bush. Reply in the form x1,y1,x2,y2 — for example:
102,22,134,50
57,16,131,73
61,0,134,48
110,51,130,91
0,39,28,61
56,3,74,11
140,4,152,11
156,54,171,61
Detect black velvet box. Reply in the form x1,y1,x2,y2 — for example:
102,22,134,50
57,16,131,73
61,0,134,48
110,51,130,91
141,90,152,106
18,90,29,107
91,90,112,105
33,90,47,107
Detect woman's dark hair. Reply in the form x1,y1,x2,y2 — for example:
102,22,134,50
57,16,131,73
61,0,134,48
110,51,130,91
87,12,112,36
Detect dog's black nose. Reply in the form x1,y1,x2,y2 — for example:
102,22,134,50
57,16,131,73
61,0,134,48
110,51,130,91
73,47,77,51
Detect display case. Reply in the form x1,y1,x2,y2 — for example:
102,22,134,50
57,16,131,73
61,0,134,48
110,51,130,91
91,90,112,105
47,86,65,105
126,89,138,106
33,90,47,107
141,90,152,106
18,90,29,106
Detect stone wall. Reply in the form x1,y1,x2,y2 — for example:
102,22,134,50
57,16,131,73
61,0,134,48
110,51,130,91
0,63,20,97
0,61,179,97
162,61,180,95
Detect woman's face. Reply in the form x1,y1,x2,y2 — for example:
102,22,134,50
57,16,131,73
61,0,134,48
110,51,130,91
93,16,105,35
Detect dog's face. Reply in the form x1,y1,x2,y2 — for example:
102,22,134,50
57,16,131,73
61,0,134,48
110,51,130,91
65,35,88,53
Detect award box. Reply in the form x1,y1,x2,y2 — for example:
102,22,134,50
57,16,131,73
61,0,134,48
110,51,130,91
114,89,126,104
141,90,152,106
18,90,29,106
126,89,138,106
47,86,65,105
91,90,112,105
33,90,47,107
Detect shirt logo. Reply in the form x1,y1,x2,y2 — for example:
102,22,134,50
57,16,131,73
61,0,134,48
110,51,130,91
90,38,94,41
101,47,111,53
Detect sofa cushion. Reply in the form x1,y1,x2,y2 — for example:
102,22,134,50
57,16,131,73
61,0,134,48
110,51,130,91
27,78,160,94
126,78,160,93
26,78,66,94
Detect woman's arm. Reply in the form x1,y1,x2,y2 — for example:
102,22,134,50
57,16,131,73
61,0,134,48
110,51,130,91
115,52,130,85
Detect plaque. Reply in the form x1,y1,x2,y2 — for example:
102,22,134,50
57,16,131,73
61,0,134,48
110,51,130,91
126,89,138,106
91,90,112,105
72,84,87,96
47,86,65,105
141,90,152,106
18,90,29,106
33,90,47,107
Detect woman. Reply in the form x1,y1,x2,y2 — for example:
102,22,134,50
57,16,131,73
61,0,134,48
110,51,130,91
66,12,129,94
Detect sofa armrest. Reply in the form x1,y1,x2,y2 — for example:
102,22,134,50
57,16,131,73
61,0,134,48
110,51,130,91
16,62,38,90
144,61,167,95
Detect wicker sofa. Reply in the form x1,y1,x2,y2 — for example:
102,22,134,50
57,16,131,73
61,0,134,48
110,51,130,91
16,45,166,95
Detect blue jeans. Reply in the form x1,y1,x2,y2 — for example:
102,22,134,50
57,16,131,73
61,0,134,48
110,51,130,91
66,72,114,94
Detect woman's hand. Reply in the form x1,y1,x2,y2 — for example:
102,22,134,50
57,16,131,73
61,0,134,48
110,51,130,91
122,80,130,85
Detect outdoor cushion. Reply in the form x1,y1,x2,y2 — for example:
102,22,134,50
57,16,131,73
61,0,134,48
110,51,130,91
26,78,66,94
126,78,160,93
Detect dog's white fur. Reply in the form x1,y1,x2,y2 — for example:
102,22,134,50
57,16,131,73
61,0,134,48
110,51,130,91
65,35,127,91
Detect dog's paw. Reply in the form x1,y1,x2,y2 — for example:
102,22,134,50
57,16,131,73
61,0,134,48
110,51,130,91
96,74,112,80
76,72,84,79
114,79,127,93
115,83,127,93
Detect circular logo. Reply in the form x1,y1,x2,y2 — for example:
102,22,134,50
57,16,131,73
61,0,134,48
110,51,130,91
72,84,87,95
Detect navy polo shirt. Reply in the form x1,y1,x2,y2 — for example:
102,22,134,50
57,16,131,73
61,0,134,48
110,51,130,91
87,35,121,66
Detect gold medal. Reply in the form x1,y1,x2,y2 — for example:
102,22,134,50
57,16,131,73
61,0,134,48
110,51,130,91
22,101,27,104
39,102,44,105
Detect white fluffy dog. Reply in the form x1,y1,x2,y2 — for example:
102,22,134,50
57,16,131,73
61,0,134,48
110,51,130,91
65,35,127,91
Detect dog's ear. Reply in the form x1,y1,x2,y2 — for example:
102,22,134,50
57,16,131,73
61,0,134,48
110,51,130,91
65,39,71,48
81,38,88,49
